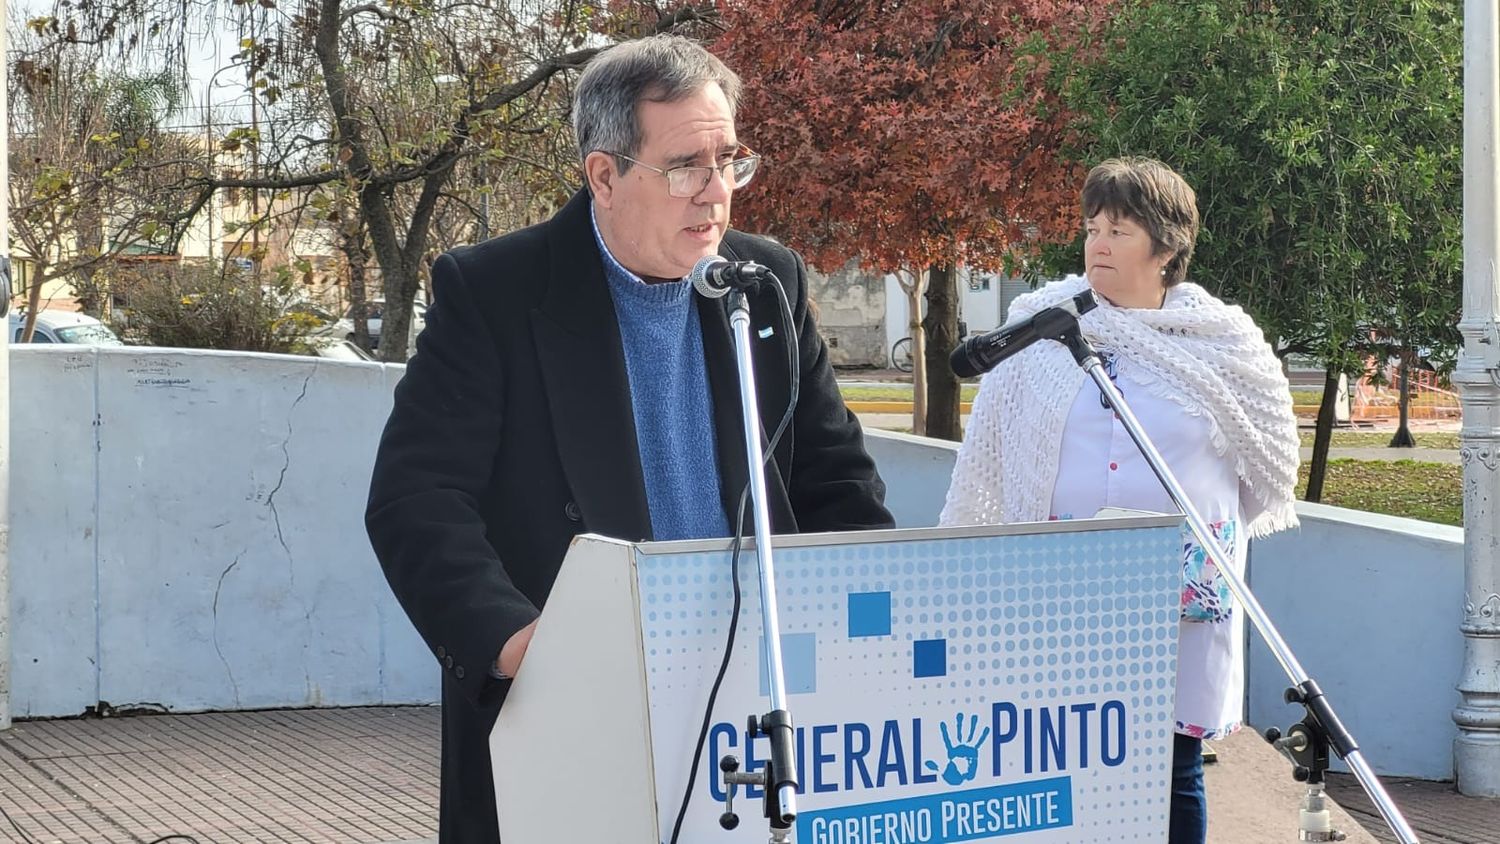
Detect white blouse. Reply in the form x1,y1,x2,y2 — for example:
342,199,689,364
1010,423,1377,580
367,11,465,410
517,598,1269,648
1049,351,1247,739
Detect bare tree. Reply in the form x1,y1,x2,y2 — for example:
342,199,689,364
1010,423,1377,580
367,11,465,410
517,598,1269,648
28,0,717,359
8,32,206,336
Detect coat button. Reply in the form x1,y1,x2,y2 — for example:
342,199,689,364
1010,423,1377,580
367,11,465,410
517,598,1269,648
455,666,466,680
564,501,582,522
444,655,454,669
436,646,446,659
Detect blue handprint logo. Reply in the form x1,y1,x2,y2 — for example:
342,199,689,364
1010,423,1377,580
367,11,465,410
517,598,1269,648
925,712,991,786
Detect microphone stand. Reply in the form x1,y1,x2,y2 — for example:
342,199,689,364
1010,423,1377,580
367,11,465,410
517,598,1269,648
1036,314,1421,844
715,287,798,842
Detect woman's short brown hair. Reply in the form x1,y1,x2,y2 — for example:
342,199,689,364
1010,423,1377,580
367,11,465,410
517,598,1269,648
1082,157,1200,286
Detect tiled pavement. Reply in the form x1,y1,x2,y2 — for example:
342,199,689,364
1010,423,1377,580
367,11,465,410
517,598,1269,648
1325,773,1498,844
0,708,438,844
0,706,1492,843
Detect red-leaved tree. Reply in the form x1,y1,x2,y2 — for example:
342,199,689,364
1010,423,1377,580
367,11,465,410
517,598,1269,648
714,0,1101,438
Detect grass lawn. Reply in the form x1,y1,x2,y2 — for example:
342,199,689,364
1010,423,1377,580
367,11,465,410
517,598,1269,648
1299,459,1460,525
852,452,1461,525
852,390,1463,525
842,384,981,402
863,431,1462,525
1298,431,1460,450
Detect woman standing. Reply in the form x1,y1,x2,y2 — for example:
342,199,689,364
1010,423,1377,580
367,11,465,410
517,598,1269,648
940,157,1301,843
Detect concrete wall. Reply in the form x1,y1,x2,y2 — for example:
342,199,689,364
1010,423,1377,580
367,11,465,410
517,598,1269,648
805,261,886,368
7,352,1467,782
864,429,958,528
10,346,434,717
1246,504,1464,780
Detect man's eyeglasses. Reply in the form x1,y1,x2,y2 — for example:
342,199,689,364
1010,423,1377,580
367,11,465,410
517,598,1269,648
609,146,762,198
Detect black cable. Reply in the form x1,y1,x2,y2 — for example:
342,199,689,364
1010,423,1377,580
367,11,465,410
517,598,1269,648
669,276,800,844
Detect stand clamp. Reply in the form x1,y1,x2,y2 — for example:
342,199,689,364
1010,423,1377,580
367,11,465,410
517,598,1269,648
1265,681,1360,841
719,711,797,843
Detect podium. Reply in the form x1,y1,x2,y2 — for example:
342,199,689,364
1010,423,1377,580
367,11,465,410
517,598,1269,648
491,515,1186,843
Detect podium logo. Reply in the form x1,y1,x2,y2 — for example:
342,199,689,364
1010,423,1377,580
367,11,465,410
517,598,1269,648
707,700,1126,803
926,714,991,787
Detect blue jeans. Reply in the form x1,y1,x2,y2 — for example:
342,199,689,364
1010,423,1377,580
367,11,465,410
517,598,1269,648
1170,734,1207,844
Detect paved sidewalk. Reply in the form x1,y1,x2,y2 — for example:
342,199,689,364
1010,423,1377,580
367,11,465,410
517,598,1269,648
0,708,438,844
0,707,1493,843
1325,772,1497,844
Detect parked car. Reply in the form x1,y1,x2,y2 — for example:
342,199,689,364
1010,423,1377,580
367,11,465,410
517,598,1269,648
308,337,377,362
9,310,123,346
315,299,427,351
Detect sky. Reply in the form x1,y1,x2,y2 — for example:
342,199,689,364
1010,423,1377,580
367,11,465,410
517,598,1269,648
10,0,258,133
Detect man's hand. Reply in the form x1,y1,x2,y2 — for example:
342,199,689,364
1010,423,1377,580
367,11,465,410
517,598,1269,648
496,619,539,678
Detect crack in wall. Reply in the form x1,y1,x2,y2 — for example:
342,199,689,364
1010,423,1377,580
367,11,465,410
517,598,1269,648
211,551,245,707
262,364,319,702
264,367,315,567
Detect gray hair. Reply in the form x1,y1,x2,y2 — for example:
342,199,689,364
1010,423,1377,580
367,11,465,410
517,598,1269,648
572,35,742,171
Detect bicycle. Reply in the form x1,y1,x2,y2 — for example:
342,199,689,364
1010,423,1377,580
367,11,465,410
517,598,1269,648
891,336,914,372
890,321,966,374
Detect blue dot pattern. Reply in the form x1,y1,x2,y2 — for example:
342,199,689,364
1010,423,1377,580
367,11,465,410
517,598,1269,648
635,524,1183,842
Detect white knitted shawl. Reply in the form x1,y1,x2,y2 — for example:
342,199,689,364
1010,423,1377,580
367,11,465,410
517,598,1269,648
940,275,1300,538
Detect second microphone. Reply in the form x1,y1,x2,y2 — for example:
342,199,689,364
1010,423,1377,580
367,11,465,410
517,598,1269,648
949,289,1098,378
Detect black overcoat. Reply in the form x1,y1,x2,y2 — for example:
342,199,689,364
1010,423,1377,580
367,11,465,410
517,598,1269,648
367,189,894,842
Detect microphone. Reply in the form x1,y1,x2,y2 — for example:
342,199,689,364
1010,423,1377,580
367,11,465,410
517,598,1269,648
690,256,773,299
949,289,1098,378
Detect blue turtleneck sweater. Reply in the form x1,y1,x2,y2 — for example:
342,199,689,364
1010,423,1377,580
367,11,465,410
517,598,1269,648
592,207,730,541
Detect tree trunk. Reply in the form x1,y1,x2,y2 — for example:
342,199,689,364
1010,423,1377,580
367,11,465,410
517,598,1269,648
906,277,927,436
72,204,107,317
338,207,373,351
20,266,47,342
374,250,421,362
72,266,105,318
923,262,961,441
316,0,425,364
1390,351,1416,447
1304,367,1340,502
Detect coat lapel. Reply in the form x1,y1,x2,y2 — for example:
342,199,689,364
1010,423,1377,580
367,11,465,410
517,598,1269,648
530,190,654,542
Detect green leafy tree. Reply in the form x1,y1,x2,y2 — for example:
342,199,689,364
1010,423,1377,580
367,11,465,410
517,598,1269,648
1050,0,1461,498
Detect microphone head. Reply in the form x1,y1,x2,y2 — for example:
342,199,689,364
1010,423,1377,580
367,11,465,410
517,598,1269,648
950,341,982,379
1069,289,1099,316
690,255,730,298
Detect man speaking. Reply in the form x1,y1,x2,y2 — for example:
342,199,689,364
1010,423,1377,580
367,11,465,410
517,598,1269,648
366,34,895,843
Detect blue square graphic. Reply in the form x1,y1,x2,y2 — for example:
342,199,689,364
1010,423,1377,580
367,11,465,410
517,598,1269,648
760,633,817,695
847,591,892,637
913,639,947,678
